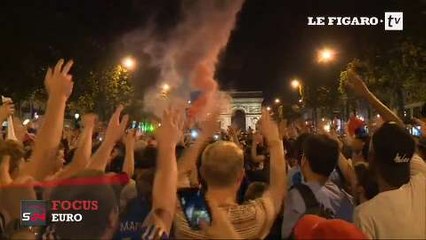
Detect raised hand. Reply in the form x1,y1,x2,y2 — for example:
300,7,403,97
346,67,403,126
151,107,184,234
156,107,183,147
82,113,97,129
125,129,137,149
104,105,129,145
260,109,285,216
227,125,235,136
328,129,344,151
0,101,15,120
346,68,370,97
279,119,288,139
260,109,280,144
88,106,128,171
12,117,26,143
122,129,137,177
199,110,220,139
44,59,74,100
253,132,263,144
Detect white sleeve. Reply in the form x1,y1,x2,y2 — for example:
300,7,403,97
353,207,374,239
410,154,426,177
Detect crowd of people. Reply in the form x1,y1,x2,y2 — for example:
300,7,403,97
0,59,425,239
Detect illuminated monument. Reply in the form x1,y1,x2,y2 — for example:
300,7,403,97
219,91,263,130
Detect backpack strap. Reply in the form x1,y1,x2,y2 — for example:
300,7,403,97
292,183,320,210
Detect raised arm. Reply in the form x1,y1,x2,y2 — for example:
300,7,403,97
177,111,219,186
228,126,242,148
123,129,137,177
320,127,357,194
261,110,286,214
251,133,266,163
0,101,15,124
278,119,288,140
0,99,16,141
0,155,13,186
12,117,27,144
88,105,128,171
20,59,74,181
177,137,206,188
50,114,96,180
346,69,404,127
148,107,183,234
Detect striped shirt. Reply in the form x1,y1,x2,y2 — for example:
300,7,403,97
174,197,275,239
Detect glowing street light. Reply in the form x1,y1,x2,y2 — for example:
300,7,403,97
122,56,136,70
266,106,271,111
291,79,303,102
74,113,80,120
274,98,280,104
187,100,191,104
317,48,336,63
291,79,300,89
162,83,170,92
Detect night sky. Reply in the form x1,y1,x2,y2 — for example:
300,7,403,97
0,0,425,104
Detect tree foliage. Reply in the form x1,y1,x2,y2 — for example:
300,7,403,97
69,65,134,119
340,38,426,117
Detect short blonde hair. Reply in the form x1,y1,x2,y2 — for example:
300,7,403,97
200,141,244,188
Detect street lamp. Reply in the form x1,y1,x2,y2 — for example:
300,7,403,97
290,79,303,100
266,106,271,111
274,98,280,104
291,79,300,89
122,56,136,70
317,48,336,63
162,83,170,92
74,113,80,120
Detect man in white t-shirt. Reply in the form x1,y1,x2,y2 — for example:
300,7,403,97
354,122,426,239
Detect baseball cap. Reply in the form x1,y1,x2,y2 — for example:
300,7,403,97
294,215,367,239
371,122,415,165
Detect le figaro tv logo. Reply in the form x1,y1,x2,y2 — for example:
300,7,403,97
385,12,403,30
307,12,403,31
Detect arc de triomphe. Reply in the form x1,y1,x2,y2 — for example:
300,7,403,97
219,91,263,131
